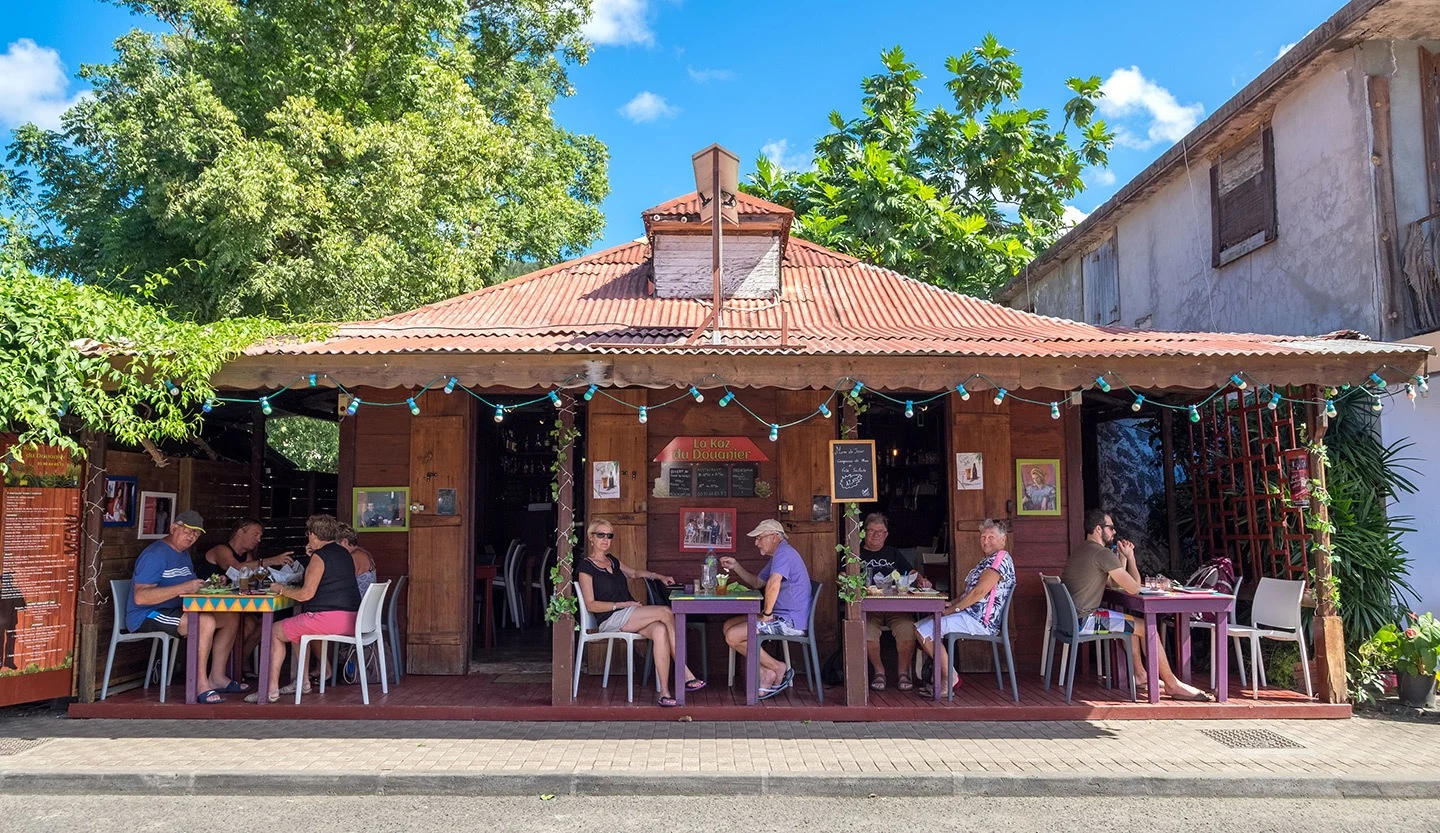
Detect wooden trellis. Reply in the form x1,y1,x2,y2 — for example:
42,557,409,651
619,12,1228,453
1188,390,1312,585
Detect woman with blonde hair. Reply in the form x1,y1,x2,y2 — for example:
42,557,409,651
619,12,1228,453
575,517,702,706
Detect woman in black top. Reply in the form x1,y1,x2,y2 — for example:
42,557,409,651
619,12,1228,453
576,518,702,707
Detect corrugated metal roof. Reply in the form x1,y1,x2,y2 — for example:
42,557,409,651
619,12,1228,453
643,191,794,220
246,196,1433,366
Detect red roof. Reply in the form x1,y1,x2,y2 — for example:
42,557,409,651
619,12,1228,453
247,210,1428,365
642,190,794,220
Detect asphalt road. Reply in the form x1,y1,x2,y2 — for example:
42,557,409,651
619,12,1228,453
7,795,1440,832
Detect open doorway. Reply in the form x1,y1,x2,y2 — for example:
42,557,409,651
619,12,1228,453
859,396,949,551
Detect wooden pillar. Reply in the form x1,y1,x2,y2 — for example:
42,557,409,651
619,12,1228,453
841,398,867,706
249,404,266,518
1367,75,1404,339
1161,409,1182,574
1306,388,1346,703
551,395,577,705
75,430,107,703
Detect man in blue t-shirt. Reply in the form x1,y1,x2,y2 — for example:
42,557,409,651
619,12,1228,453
126,510,247,704
720,519,812,699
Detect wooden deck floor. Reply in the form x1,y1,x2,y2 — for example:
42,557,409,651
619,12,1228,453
70,668,1347,721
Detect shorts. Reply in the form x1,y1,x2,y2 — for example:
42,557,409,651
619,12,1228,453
865,611,918,642
280,610,358,642
596,606,636,633
914,610,993,643
1078,609,1137,635
136,610,182,638
758,618,805,637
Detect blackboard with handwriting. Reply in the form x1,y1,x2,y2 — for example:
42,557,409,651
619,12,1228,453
667,466,694,498
730,464,757,498
829,440,877,502
695,465,730,498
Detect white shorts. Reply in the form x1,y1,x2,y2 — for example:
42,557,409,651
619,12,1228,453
914,610,992,643
757,618,805,636
597,606,636,632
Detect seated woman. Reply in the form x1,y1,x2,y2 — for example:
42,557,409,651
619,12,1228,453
246,514,362,703
914,519,1016,697
576,518,702,707
337,523,378,596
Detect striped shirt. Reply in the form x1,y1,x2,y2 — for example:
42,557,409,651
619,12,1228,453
126,540,197,633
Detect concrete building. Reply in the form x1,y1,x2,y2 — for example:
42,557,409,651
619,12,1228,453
995,0,1440,613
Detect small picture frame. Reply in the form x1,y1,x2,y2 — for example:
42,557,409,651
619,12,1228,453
137,491,177,539
353,487,410,532
1015,458,1062,516
811,495,832,523
678,507,737,553
103,475,138,527
436,488,458,516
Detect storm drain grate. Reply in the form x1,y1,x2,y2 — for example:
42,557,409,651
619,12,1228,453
1200,728,1303,749
0,737,51,757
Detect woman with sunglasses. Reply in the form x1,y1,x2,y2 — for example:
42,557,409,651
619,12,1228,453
576,518,703,706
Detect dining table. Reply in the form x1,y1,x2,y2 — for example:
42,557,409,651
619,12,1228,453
1103,587,1236,703
858,593,946,701
181,591,294,705
671,589,761,705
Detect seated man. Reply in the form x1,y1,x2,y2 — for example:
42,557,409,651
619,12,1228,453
856,512,931,692
125,510,247,703
719,519,812,698
1061,509,1209,701
914,519,1015,697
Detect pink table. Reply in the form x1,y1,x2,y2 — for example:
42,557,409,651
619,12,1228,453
671,593,760,705
1103,588,1236,703
858,595,945,701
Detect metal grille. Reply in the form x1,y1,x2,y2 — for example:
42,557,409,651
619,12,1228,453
1200,728,1303,749
0,738,51,757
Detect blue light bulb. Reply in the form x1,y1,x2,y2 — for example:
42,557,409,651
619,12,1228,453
1188,405,1200,423
817,403,831,418
769,424,779,442
347,397,360,416
1131,394,1145,412
1050,402,1060,420
202,399,214,414
850,381,865,400
1417,375,1429,395
993,388,1007,405
1095,375,1110,393
1369,372,1387,389
719,392,734,407
308,373,318,387
548,391,561,407
904,400,914,418
689,386,704,403
1268,391,1282,410
407,397,420,416
165,379,180,397
259,396,272,416
444,377,458,394
638,407,648,424
954,383,970,401
1229,374,1246,390
583,384,597,401
1325,399,1337,418
493,406,505,423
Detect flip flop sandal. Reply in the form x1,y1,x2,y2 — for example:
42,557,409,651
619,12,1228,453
657,695,678,707
197,689,225,704
242,691,281,704
757,679,791,701
684,678,707,691
1169,688,1212,702
870,673,887,691
217,679,250,694
895,675,914,691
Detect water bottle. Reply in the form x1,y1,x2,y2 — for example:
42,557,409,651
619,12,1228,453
701,550,718,595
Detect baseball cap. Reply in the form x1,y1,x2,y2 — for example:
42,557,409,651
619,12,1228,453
746,519,785,538
172,510,205,532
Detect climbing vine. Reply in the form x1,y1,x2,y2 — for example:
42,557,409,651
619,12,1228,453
545,405,581,622
835,396,870,603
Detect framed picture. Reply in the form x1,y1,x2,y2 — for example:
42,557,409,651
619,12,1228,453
956,452,984,491
137,491,177,539
811,495,832,523
352,487,410,532
678,507,737,553
102,475,138,527
1015,459,1062,516
436,488,458,516
592,460,620,500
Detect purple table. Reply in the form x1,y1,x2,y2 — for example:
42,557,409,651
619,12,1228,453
182,592,294,705
672,593,761,705
1103,589,1235,703
859,595,946,701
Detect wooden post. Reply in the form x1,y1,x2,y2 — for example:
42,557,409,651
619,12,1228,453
249,404,266,518
551,394,577,705
75,430,107,703
1367,75,1404,338
841,398,867,706
1306,388,1346,703
1161,409,1182,575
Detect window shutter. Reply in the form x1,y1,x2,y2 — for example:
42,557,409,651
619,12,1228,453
1083,235,1120,326
1211,126,1277,266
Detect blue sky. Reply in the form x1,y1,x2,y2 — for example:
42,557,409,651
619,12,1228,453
2,0,1334,251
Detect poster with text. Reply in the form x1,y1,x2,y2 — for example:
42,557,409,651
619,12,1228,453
956,453,984,490
592,461,620,500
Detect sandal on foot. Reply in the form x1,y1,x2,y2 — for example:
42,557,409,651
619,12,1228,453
685,678,707,692
657,695,678,707
217,679,250,694
869,673,887,691
896,674,914,691
278,681,313,695
197,689,225,704
242,691,280,704
1168,687,1212,702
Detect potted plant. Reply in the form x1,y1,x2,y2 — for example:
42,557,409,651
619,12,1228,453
1366,612,1440,708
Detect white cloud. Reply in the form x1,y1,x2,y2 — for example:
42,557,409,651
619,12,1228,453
687,66,734,83
619,91,677,123
1089,168,1117,187
760,138,813,172
1062,205,1089,227
1275,28,1314,61
0,39,87,130
1099,66,1204,150
582,0,654,47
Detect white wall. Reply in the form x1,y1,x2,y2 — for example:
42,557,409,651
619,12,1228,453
1384,332,1440,616
652,233,780,298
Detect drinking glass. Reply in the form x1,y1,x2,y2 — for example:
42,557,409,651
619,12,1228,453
716,573,730,595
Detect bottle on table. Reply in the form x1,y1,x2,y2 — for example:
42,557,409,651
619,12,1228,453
701,550,718,595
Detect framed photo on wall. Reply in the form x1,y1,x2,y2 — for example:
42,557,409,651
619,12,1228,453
678,507,736,553
352,487,410,532
102,475,138,527
1015,459,1062,516
137,491,177,539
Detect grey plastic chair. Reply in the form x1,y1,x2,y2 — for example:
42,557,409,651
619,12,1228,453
384,575,407,683
727,580,825,702
1042,580,1137,703
941,584,1020,703
101,579,180,702
641,578,708,684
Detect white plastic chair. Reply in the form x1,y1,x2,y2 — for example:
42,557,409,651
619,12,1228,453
572,588,655,703
297,581,391,705
101,579,180,702
529,547,555,620
1229,577,1313,699
1160,574,1246,689
1039,573,1061,677
493,540,525,629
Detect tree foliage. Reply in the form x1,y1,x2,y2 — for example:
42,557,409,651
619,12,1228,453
6,0,607,322
742,37,1112,298
267,416,339,473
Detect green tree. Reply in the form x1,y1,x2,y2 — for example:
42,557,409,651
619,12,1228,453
267,416,339,473
6,0,607,322
743,37,1112,298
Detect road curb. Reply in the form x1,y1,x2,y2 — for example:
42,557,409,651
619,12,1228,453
0,770,1434,799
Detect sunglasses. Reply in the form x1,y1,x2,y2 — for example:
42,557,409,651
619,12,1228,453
592,532,615,539
1103,524,1116,530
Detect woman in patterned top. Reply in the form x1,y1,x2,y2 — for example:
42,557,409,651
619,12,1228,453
914,519,1017,697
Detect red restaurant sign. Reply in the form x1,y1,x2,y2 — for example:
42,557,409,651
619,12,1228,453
654,436,770,463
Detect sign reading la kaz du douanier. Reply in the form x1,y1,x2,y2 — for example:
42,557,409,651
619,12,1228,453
653,436,771,463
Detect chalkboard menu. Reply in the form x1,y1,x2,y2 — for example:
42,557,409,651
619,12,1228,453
695,465,730,498
667,465,694,498
730,464,758,498
829,439,877,502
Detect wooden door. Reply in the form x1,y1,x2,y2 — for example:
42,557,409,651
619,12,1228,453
946,401,1012,670
407,397,474,675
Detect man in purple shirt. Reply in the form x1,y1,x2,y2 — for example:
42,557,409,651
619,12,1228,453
719,519,812,698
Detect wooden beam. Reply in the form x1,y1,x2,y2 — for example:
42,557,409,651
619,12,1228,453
1162,409,1181,575
841,398,867,707
551,396,577,706
1306,388,1346,704
1421,48,1440,215
249,404,266,518
1368,74,1405,338
74,430,107,704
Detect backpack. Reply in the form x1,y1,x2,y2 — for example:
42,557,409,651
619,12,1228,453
1185,556,1237,624
821,647,846,688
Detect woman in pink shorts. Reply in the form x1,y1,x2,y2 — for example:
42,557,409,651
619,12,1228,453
246,514,362,703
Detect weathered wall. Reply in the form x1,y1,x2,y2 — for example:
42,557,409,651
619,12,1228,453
1384,331,1440,616
652,233,781,298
